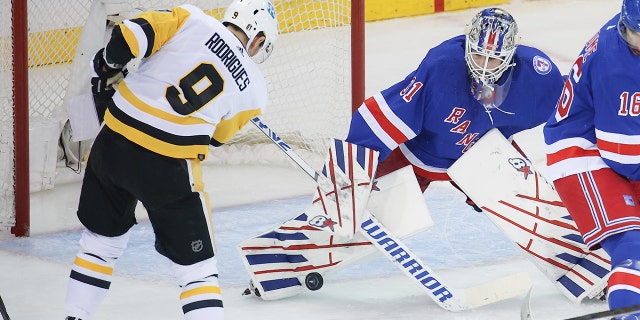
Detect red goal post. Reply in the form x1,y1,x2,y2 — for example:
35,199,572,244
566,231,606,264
3,0,364,237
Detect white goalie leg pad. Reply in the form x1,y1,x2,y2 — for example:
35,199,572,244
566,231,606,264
237,165,433,300
305,139,379,239
447,128,611,303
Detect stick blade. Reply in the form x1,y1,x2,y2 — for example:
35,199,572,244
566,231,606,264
520,287,534,320
462,271,533,309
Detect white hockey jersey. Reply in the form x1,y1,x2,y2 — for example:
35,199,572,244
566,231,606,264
105,4,268,159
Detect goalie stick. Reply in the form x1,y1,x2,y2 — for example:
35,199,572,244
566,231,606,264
0,295,11,320
250,116,533,311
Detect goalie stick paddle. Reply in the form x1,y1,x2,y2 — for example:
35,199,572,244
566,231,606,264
251,117,533,311
0,295,11,320
360,213,532,311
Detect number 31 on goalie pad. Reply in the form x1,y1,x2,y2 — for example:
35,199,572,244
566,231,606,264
237,165,433,300
447,128,610,303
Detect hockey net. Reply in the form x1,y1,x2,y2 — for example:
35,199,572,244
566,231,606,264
1,0,363,236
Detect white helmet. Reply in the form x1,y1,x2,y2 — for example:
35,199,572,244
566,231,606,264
223,0,278,63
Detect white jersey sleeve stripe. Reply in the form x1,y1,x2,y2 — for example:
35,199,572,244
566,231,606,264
359,107,398,150
545,157,609,181
371,93,417,140
596,129,640,144
399,144,448,174
123,20,148,59
545,137,598,154
598,151,640,164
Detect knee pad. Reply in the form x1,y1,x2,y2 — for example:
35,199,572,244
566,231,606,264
79,229,130,259
171,256,220,287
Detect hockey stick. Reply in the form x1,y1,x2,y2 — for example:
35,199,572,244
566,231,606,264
562,304,640,320
0,295,11,320
520,287,534,320
250,117,318,181
250,116,533,311
360,212,532,311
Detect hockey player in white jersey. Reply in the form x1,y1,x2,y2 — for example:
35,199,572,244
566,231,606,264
64,1,278,319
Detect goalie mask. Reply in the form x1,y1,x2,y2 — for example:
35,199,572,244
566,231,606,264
619,0,640,55
223,0,279,63
465,8,520,88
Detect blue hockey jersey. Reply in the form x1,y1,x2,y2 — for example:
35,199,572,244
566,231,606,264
544,15,640,182
346,35,564,178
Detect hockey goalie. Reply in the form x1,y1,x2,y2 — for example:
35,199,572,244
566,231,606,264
238,128,609,308
237,138,533,311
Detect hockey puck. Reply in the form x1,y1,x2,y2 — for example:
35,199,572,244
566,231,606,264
304,272,323,291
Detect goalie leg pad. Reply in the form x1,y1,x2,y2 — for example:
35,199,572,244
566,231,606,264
448,128,611,303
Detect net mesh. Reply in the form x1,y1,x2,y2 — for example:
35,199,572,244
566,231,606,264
0,0,354,231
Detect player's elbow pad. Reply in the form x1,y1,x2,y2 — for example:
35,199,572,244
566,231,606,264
104,26,135,68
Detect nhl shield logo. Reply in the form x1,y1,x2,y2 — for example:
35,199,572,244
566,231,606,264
191,239,203,252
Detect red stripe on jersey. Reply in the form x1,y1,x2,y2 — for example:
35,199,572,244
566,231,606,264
609,268,640,288
413,166,450,181
597,138,640,156
364,96,408,144
394,150,451,181
547,146,601,165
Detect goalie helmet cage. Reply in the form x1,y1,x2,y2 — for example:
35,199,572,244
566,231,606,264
3,0,364,237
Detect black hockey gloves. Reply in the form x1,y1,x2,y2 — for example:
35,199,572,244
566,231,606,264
91,48,126,122
91,48,126,103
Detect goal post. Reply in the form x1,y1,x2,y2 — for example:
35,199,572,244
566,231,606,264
2,0,364,237
11,0,29,238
